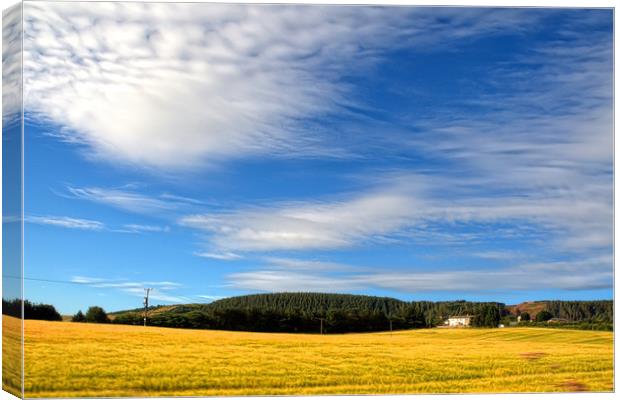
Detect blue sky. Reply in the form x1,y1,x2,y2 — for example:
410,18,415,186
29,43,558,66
13,4,613,314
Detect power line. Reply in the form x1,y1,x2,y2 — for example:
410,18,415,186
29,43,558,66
3,275,95,285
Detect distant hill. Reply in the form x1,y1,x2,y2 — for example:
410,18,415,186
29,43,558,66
506,300,613,322
107,293,612,333
108,304,191,321
506,301,548,318
109,292,504,333
208,292,407,314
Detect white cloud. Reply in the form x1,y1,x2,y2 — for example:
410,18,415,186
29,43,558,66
120,224,170,233
471,251,523,261
177,15,612,263
25,214,171,235
66,186,178,214
64,185,201,215
263,257,355,271
195,252,242,261
21,6,611,296
196,295,224,302
179,172,611,256
228,270,361,293
23,4,542,169
26,215,105,231
70,276,188,303
2,4,21,124
227,256,612,293
180,189,422,251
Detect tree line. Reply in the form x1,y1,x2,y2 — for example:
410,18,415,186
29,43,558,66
111,293,507,332
543,300,612,323
3,295,612,333
2,299,110,323
2,299,62,321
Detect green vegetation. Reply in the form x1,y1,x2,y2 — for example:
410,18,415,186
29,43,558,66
544,300,613,323
84,306,110,323
111,293,507,333
110,294,613,333
71,310,85,322
472,304,501,327
520,321,613,331
2,298,62,321
536,310,553,322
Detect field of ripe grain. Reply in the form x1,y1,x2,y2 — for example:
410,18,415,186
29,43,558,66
2,316,21,397
6,316,613,397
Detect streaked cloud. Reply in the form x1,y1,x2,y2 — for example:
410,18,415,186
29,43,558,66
25,214,170,235
227,256,612,293
263,257,355,272
120,224,170,234
21,5,611,303
23,3,542,169
179,13,612,283
66,186,178,214
26,215,105,231
195,295,224,302
179,172,611,255
195,252,242,261
70,276,189,303
64,185,201,215
2,4,21,124
179,187,423,252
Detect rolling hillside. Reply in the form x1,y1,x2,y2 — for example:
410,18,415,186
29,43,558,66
507,301,548,318
109,293,510,333
106,293,612,333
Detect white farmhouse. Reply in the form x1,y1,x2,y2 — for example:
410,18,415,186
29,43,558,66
445,315,473,327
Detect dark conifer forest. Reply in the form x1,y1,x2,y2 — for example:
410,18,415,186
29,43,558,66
3,294,611,333
107,293,613,333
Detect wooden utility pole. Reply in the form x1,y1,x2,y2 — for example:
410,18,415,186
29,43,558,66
317,317,325,335
143,288,152,327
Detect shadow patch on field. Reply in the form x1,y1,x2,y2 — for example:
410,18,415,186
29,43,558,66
557,380,588,392
519,352,546,361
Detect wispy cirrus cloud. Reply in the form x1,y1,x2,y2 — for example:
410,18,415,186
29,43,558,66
71,276,189,303
64,185,202,215
22,5,611,301
195,252,243,261
263,257,356,272
119,224,170,234
2,4,21,124
66,186,178,214
26,215,105,231
25,214,170,235
179,172,611,255
196,295,224,302
179,187,424,252
227,255,612,293
23,3,544,169
180,12,612,281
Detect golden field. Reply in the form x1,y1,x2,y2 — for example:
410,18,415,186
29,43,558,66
3,315,613,397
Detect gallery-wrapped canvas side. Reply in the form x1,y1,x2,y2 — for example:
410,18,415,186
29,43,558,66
2,2,23,398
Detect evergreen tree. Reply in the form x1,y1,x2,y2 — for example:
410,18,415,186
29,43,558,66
85,306,110,323
71,310,86,322
535,310,553,322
